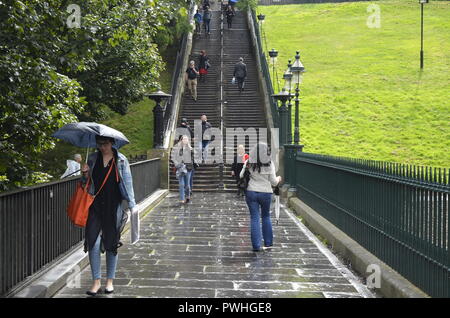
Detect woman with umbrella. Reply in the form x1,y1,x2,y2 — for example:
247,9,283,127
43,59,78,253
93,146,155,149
240,142,281,252
53,122,138,296
80,135,136,296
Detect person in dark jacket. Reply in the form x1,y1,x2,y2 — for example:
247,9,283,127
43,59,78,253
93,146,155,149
177,117,194,142
198,50,209,82
203,6,212,35
231,144,248,196
225,5,234,29
233,57,247,92
185,60,199,101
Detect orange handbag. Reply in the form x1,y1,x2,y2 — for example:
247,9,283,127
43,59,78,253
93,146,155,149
67,158,116,227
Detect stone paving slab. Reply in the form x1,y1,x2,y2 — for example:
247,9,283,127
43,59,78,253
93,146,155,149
53,192,373,298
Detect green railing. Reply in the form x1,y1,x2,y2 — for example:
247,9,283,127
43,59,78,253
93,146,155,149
288,152,449,297
250,10,279,127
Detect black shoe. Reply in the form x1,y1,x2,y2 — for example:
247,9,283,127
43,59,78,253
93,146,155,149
252,248,260,252
86,287,102,296
186,197,190,203
105,288,114,294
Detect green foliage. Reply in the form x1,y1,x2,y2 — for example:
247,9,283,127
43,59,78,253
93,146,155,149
237,0,259,12
0,0,191,191
259,0,450,168
0,1,86,190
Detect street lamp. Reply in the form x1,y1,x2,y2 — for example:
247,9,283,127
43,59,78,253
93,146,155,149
257,13,267,52
272,88,293,146
268,48,279,91
283,60,293,144
419,0,429,69
290,51,306,145
146,90,172,149
257,14,265,36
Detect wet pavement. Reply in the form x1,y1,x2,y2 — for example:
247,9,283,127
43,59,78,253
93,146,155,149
54,192,373,298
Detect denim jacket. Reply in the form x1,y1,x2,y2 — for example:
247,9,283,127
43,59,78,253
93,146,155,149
82,149,136,209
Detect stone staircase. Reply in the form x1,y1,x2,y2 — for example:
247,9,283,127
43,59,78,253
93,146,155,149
169,3,268,193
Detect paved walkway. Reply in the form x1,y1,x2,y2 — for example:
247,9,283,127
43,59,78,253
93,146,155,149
54,192,373,298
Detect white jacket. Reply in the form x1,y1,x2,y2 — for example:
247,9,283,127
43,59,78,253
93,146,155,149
60,160,80,179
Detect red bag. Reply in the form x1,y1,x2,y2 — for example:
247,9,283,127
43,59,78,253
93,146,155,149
67,158,116,227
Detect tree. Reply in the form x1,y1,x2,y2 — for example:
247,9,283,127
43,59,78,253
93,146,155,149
0,0,192,191
0,1,86,190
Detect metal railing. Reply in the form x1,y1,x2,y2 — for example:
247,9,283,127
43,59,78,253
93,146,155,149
288,151,449,297
0,157,161,296
162,0,195,147
163,34,188,131
250,10,279,127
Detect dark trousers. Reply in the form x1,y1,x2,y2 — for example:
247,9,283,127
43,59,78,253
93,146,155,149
204,19,211,33
237,77,245,91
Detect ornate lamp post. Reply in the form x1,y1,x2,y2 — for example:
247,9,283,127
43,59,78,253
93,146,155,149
257,13,266,51
268,48,279,91
272,88,293,146
290,51,306,145
146,90,172,149
283,60,293,144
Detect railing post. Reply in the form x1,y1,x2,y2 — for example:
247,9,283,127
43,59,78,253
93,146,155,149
284,144,303,192
153,102,164,148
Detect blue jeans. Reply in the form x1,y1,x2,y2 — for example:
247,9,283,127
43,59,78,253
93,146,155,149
198,141,211,161
204,19,211,33
89,234,118,280
179,170,192,201
245,190,273,250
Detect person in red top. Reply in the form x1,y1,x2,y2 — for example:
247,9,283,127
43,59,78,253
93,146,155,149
198,50,209,83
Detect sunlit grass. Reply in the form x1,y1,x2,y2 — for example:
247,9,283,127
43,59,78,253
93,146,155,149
259,0,449,167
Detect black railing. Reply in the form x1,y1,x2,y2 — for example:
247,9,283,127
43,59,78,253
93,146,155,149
128,154,148,164
288,152,449,297
163,34,188,130
0,157,161,296
250,10,279,127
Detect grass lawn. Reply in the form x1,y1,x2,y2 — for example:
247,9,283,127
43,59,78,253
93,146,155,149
258,0,449,168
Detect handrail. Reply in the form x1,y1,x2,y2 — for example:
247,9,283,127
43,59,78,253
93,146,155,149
248,9,279,127
162,0,197,149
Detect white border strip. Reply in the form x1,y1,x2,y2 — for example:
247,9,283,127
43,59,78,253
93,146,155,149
281,204,375,298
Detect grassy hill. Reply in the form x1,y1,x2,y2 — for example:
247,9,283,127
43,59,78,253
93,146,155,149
258,0,449,167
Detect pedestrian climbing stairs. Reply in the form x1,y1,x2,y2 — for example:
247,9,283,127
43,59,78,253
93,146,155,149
169,2,268,192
